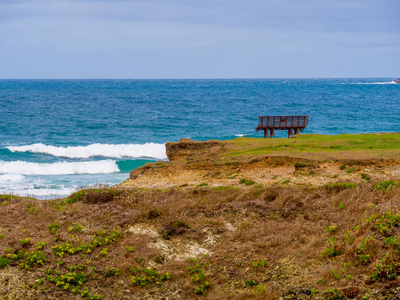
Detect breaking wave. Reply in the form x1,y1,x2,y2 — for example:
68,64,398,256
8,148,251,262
7,143,167,160
0,160,120,175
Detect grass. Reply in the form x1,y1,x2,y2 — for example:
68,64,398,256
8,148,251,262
0,194,35,200
196,183,208,188
327,182,356,191
374,180,398,191
223,133,400,160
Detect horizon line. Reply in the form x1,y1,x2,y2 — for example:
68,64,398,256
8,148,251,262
0,77,397,80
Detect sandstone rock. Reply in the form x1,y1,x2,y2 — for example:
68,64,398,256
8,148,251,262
165,139,223,161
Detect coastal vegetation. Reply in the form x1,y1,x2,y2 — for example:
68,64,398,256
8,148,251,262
1,133,400,299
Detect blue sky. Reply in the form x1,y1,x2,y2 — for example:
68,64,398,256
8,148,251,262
0,0,399,78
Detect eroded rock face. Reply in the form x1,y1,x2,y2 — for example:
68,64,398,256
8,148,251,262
165,139,223,161
394,78,400,84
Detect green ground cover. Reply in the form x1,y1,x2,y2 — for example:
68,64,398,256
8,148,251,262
224,133,400,160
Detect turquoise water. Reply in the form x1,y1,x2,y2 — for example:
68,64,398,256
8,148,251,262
0,78,398,198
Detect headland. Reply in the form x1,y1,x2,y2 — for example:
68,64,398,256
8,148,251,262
1,133,400,299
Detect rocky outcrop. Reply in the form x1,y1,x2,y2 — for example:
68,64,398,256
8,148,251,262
165,139,224,161
394,78,400,83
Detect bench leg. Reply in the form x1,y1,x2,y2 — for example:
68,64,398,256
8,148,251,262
264,129,269,138
294,128,299,135
288,128,293,138
270,129,275,138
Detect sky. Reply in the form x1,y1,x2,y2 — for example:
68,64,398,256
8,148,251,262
0,0,399,79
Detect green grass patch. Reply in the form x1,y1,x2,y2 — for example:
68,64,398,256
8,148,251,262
0,194,35,200
239,179,255,185
374,180,398,191
196,183,208,188
61,190,87,205
225,133,400,158
327,182,356,191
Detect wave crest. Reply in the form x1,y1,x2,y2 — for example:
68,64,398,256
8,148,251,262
0,160,119,175
7,143,167,159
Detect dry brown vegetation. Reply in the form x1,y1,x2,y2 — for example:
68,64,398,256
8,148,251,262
1,182,400,299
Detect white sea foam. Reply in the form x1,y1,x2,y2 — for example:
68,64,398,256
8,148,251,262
0,160,120,175
345,81,397,85
0,174,26,183
7,143,167,159
0,187,77,199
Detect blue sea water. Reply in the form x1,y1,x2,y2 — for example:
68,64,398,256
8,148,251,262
0,78,398,199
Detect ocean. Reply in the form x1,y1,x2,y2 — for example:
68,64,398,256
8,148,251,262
0,78,398,199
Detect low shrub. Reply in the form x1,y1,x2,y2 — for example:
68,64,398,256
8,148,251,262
0,257,9,269
374,180,397,191
130,268,173,287
161,220,189,240
26,203,36,214
48,221,60,234
105,268,120,277
144,209,162,219
239,179,255,185
83,189,116,204
188,262,212,295
63,190,87,205
245,279,258,286
324,288,345,300
321,238,343,258
68,223,84,233
294,162,307,169
375,211,400,236
263,189,278,202
361,173,371,181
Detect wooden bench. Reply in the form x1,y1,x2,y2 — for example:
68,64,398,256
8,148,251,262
255,115,309,138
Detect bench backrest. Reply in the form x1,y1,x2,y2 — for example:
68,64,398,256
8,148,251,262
257,116,309,129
